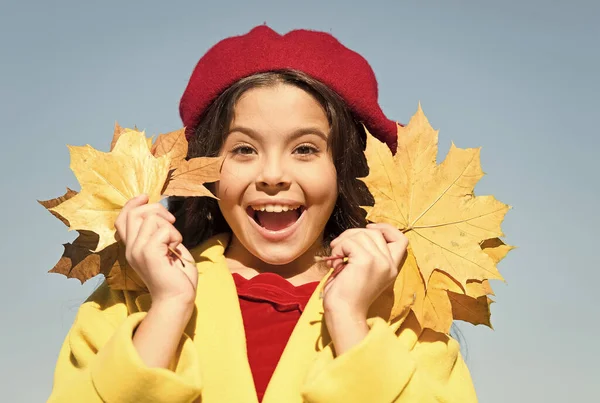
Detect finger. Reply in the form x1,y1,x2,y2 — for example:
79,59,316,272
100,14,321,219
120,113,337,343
130,202,176,223
326,237,381,293
125,203,176,248
354,230,391,264
173,243,198,279
328,238,368,283
124,194,149,209
329,233,363,272
174,242,195,264
366,223,408,266
329,228,363,248
148,225,188,266
331,236,387,270
366,222,404,242
331,229,391,266
133,215,178,254
327,230,368,269
115,194,149,241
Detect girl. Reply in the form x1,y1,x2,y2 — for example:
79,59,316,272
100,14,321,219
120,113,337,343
49,26,477,402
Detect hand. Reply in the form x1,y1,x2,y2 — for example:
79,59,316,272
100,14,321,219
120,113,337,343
322,223,408,318
114,194,198,309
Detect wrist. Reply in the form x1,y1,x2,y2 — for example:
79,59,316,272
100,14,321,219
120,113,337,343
150,297,195,321
324,304,369,356
323,299,368,321
324,303,368,325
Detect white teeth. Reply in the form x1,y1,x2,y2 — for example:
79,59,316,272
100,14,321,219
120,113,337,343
251,204,300,212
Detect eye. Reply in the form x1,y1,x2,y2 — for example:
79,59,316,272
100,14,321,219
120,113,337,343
293,143,319,155
231,145,256,155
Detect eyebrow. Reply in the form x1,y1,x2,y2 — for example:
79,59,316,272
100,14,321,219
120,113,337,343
227,126,329,142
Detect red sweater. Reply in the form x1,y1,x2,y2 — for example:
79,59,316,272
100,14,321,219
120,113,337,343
232,273,320,402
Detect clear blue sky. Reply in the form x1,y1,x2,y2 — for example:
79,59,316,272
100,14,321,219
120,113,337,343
1,1,598,401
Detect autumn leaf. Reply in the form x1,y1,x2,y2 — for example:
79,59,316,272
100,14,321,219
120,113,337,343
110,122,151,151
42,126,222,290
370,248,421,325
110,122,124,151
38,187,78,226
406,268,459,334
50,130,171,252
465,279,494,298
449,292,494,328
151,128,188,169
443,237,513,327
390,254,495,333
361,104,510,287
40,190,116,283
407,237,505,332
361,104,512,333
49,231,119,284
47,230,145,291
103,244,146,291
163,157,222,198
426,270,495,332
481,237,515,264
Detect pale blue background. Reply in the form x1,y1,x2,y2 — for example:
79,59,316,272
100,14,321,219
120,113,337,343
1,0,598,401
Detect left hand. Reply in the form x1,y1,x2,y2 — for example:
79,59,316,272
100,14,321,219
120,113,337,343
322,223,409,318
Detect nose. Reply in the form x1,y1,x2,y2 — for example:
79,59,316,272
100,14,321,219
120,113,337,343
256,156,291,191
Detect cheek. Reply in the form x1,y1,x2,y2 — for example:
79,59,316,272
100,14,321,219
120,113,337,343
298,161,338,203
215,162,251,204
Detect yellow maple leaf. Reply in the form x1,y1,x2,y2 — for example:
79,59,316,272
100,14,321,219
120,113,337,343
481,237,515,265
163,158,223,198
361,104,511,288
449,292,494,328
43,126,223,290
111,122,152,151
50,130,171,252
386,247,497,334
151,128,188,170
39,127,223,291
369,247,421,326
39,188,144,290
361,105,512,333
37,187,78,226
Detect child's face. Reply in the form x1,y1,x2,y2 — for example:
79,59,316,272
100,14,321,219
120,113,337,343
216,83,338,266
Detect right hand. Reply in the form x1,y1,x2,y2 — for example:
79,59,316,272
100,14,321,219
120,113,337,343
114,194,198,308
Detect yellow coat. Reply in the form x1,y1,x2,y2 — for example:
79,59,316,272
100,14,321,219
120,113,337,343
49,234,478,403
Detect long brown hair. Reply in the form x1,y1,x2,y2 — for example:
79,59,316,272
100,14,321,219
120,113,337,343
168,70,373,250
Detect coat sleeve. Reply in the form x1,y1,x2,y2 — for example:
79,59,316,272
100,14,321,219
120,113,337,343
301,315,478,403
47,284,203,403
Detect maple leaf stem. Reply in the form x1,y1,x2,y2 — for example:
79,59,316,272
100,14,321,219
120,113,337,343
167,246,198,292
316,255,350,299
167,246,196,266
314,255,349,263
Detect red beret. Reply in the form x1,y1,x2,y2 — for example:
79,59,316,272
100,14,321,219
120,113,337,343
180,25,398,152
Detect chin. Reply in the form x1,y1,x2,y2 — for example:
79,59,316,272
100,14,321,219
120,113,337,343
248,241,304,265
242,219,319,263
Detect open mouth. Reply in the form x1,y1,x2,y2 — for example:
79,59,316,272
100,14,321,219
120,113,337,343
246,205,306,232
